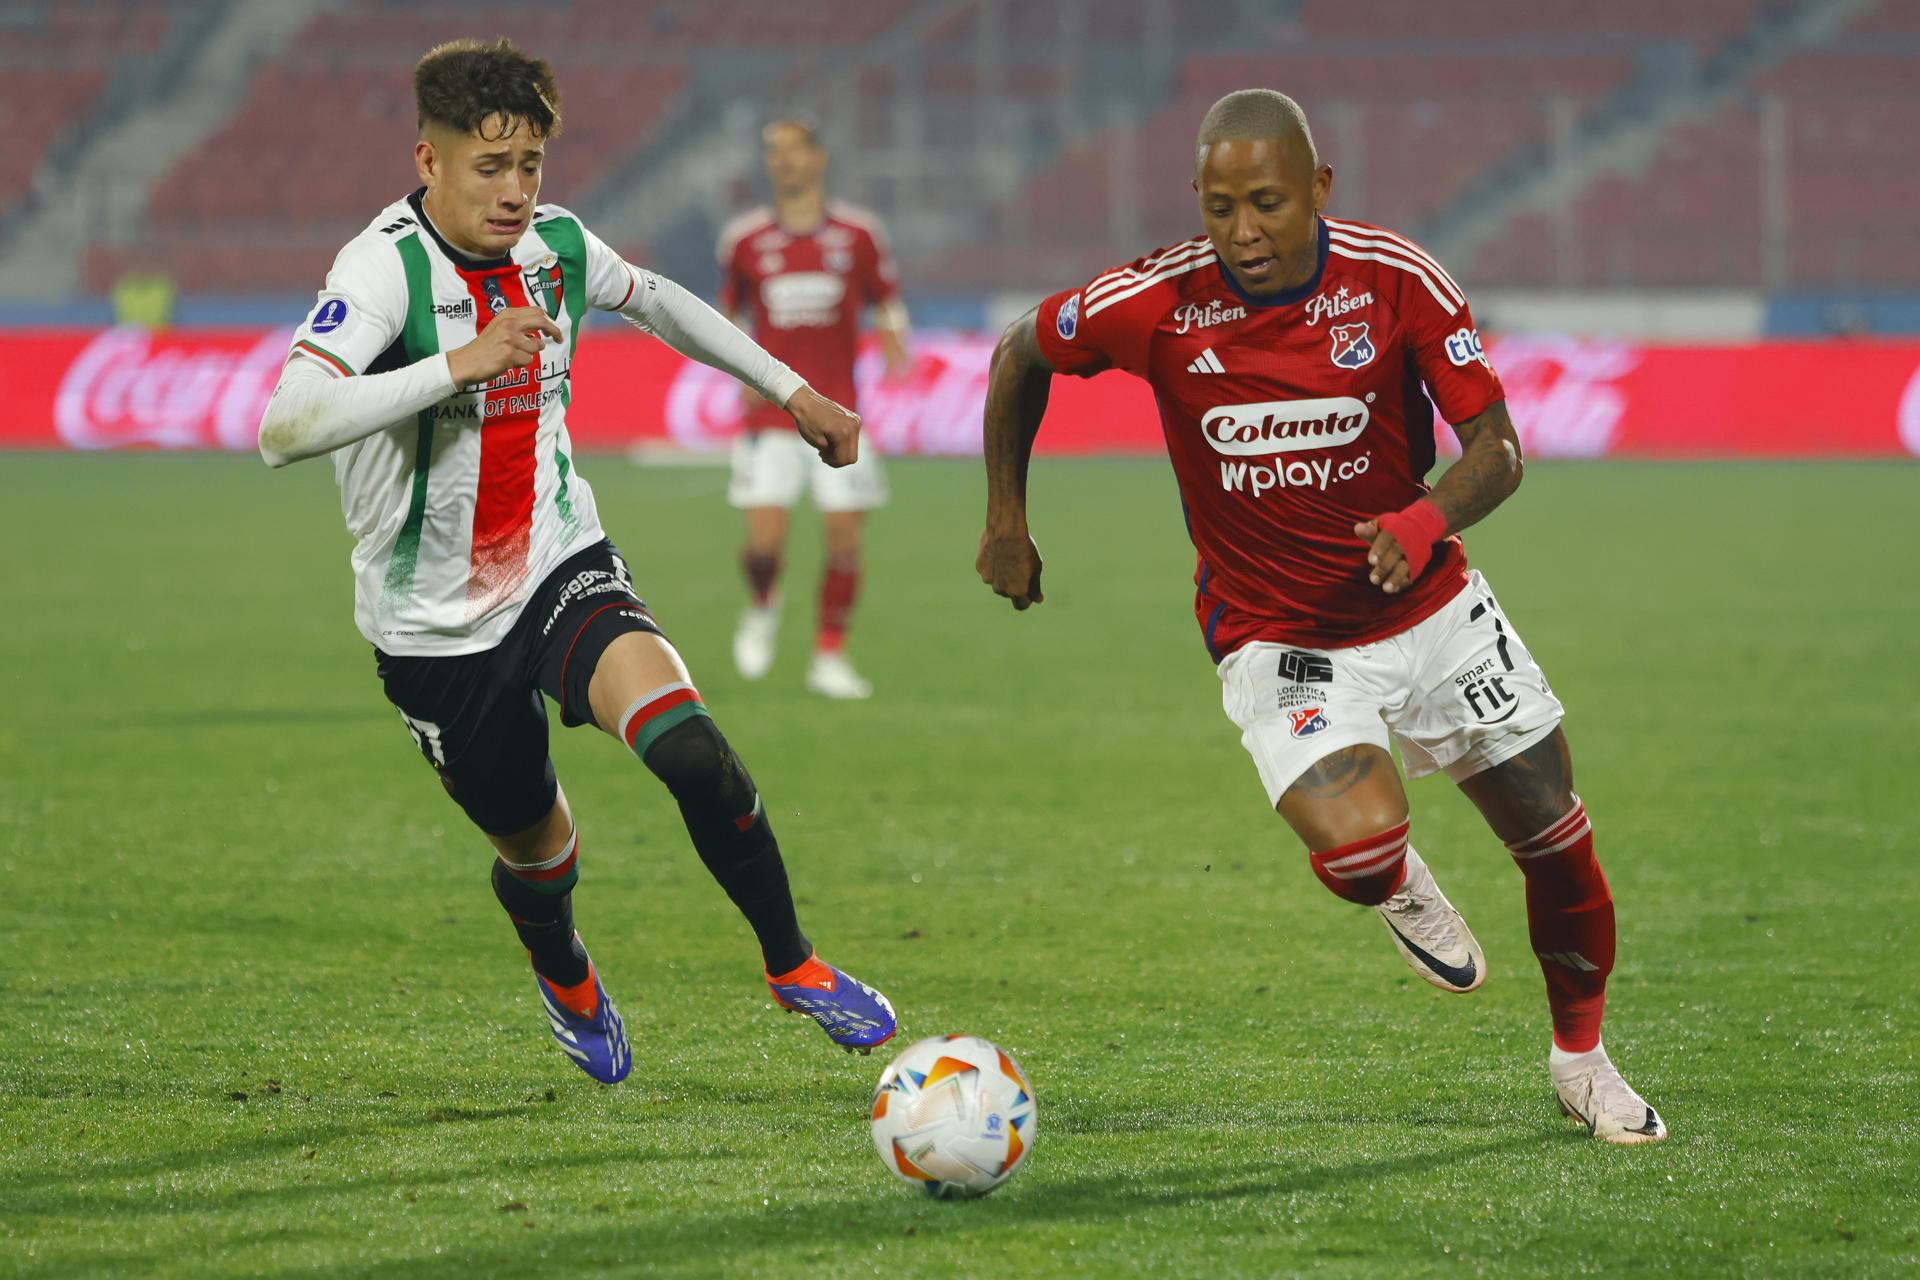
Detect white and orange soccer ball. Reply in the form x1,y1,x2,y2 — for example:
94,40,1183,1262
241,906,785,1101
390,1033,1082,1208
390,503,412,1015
869,1034,1036,1199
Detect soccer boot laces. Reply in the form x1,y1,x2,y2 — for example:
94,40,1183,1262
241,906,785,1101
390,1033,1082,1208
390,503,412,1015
767,953,897,1053
532,940,631,1084
1375,847,1486,993
1551,1042,1667,1143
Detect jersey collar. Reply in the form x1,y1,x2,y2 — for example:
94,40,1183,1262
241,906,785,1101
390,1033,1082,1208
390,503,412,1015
1214,216,1329,310
408,188,516,272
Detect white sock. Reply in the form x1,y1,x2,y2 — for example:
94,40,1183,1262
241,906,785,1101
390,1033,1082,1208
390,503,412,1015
1550,1037,1606,1067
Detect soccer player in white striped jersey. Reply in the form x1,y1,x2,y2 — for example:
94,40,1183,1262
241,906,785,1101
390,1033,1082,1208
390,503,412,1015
258,38,897,1082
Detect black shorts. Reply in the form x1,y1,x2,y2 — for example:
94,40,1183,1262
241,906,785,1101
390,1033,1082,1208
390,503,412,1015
376,539,664,836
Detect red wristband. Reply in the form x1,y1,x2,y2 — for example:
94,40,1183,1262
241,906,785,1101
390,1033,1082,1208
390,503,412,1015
1373,499,1449,582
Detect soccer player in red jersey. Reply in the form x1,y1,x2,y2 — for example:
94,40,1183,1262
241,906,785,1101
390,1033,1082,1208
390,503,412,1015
718,118,910,700
976,90,1664,1142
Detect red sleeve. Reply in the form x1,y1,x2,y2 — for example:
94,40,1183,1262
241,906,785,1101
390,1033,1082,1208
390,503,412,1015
1402,266,1503,425
718,238,747,317
856,224,902,307
1034,277,1154,379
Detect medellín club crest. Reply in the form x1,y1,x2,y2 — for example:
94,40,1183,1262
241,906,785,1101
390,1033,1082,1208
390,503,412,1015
1328,321,1376,370
1289,706,1331,738
525,254,564,320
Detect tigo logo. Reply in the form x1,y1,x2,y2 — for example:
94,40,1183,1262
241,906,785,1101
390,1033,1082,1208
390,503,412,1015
1201,396,1370,456
1445,327,1488,368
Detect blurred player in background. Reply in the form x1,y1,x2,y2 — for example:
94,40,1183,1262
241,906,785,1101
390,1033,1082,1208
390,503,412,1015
717,117,909,700
257,39,896,1085
976,89,1664,1142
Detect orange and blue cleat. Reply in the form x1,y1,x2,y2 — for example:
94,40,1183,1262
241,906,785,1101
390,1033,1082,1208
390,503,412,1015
767,953,897,1054
533,947,631,1084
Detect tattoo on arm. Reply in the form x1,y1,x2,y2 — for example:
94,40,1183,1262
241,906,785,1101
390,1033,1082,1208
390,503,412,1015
1427,399,1523,535
982,308,1055,528
1292,745,1378,800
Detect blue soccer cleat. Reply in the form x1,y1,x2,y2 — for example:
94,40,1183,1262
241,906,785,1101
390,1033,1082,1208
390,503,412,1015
533,943,631,1084
767,953,897,1054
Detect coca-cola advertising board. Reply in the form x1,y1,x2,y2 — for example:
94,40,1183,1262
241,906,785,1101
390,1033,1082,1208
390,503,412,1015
10,325,1920,457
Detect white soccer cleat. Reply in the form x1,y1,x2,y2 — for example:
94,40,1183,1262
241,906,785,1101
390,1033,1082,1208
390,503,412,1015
805,650,873,700
1551,1041,1667,1143
1374,847,1486,993
733,600,779,680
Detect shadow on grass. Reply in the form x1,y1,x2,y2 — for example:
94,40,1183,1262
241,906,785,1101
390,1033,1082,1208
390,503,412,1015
0,1103,547,1204
173,1132,1558,1278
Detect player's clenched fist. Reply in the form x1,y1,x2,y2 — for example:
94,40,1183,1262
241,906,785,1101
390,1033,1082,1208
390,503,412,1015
976,526,1044,610
785,386,861,467
447,306,564,387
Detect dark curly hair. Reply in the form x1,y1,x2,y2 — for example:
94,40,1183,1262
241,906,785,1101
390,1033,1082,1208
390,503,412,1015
414,37,561,141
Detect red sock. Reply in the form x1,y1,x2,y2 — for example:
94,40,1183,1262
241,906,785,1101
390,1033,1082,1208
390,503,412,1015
815,555,860,653
1506,798,1613,1053
742,548,780,606
1309,819,1410,906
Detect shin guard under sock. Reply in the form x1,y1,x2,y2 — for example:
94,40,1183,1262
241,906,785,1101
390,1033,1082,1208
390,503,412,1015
492,831,591,993
1309,819,1411,906
619,688,811,974
816,554,860,653
743,549,781,607
1506,798,1614,1053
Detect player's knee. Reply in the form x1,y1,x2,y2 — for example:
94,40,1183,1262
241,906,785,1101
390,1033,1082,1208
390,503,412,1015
640,715,754,807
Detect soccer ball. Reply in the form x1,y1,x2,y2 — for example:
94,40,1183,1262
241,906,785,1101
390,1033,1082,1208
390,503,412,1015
869,1034,1036,1199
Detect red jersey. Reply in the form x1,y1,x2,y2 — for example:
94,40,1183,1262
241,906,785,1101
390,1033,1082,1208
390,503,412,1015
717,201,902,429
1035,215,1505,656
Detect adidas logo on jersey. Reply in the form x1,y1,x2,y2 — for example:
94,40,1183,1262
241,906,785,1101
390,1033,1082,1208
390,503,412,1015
1186,348,1225,374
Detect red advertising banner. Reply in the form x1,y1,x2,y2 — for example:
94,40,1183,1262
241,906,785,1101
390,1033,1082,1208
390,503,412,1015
7,325,1920,458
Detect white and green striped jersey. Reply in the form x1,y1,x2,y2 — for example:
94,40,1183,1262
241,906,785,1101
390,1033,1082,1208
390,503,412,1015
288,192,636,656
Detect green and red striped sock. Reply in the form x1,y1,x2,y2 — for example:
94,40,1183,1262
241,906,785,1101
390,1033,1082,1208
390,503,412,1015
617,682,711,758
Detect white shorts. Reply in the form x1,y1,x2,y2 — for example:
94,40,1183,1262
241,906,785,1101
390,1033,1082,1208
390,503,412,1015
726,428,888,513
1218,570,1565,808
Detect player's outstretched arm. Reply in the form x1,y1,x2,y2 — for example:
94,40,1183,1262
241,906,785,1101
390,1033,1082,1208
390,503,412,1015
1356,399,1524,593
615,267,809,423
977,306,1056,610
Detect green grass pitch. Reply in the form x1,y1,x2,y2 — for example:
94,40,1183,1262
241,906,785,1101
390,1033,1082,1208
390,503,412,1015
1,452,1915,1278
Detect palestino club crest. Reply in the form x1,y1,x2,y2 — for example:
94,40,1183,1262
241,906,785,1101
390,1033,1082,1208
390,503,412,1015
1328,322,1376,370
525,254,564,320
1289,706,1331,738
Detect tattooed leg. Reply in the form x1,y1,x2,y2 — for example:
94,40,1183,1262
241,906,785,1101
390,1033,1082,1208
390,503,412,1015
1455,727,1577,843
1461,727,1616,1052
1277,744,1409,851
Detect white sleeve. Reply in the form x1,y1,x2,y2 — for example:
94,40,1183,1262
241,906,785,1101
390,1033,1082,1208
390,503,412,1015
615,266,807,408
258,350,454,468
288,235,408,376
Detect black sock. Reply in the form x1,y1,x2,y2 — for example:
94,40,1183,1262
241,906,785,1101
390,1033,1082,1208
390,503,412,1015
491,856,591,989
639,716,811,974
